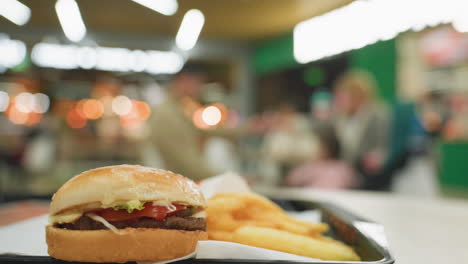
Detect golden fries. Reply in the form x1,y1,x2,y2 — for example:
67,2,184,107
265,213,329,235
208,230,235,242
207,192,328,236
207,213,242,232
233,226,360,261
206,192,360,261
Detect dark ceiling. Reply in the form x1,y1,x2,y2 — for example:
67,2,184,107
1,0,353,42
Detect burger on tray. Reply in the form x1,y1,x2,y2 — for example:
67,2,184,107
46,165,207,263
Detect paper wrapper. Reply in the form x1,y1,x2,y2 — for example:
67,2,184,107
0,172,321,263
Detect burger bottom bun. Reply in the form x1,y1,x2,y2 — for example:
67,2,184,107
46,225,207,263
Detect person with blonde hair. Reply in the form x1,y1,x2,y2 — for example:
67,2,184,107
333,70,390,189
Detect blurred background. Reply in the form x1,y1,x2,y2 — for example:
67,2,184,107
1,0,468,200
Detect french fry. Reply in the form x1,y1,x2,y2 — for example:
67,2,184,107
272,214,329,234
206,213,242,232
207,193,329,236
213,192,283,213
274,219,317,236
232,226,360,261
207,196,245,212
208,230,235,242
206,192,360,261
245,211,329,236
242,220,277,229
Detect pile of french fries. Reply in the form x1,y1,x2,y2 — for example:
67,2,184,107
206,192,360,261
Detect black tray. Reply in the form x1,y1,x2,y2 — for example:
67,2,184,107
0,198,394,264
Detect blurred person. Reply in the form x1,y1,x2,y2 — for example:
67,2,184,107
440,92,467,141
332,70,391,189
150,65,256,181
261,103,319,179
0,127,27,191
285,125,358,189
201,84,242,173
310,90,333,122
204,137,241,173
417,91,449,138
23,122,58,174
408,91,449,155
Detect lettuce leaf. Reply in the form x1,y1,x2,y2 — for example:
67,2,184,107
112,200,145,213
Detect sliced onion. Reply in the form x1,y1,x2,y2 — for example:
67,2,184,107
192,211,206,218
87,213,125,235
166,204,177,213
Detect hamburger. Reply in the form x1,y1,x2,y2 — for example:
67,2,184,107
46,165,207,263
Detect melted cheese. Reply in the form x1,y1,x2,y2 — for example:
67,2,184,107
193,211,206,218
49,212,82,224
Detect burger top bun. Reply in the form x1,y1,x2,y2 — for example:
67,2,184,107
50,165,205,215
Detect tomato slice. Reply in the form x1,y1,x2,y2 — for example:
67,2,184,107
96,203,187,222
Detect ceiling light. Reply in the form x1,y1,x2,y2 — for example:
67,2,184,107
131,0,178,16
452,3,468,33
0,0,31,26
55,0,87,42
0,35,27,68
453,18,468,33
31,42,184,74
77,47,97,69
95,47,132,72
130,50,148,72
176,9,205,51
31,43,78,69
145,50,184,74
294,0,463,64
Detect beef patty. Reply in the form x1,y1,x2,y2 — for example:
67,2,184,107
55,208,205,231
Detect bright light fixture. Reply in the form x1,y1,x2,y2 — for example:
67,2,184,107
13,92,50,114
452,2,468,33
31,43,78,69
202,106,222,126
0,91,10,112
294,0,464,64
176,9,205,51
33,93,50,114
31,42,184,74
82,99,104,120
145,50,184,74
15,92,35,113
131,0,178,16
77,47,97,69
453,19,468,33
95,47,132,72
0,0,31,26
55,0,87,42
0,35,27,69
112,95,133,116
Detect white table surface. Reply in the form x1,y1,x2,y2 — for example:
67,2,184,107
256,187,468,264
